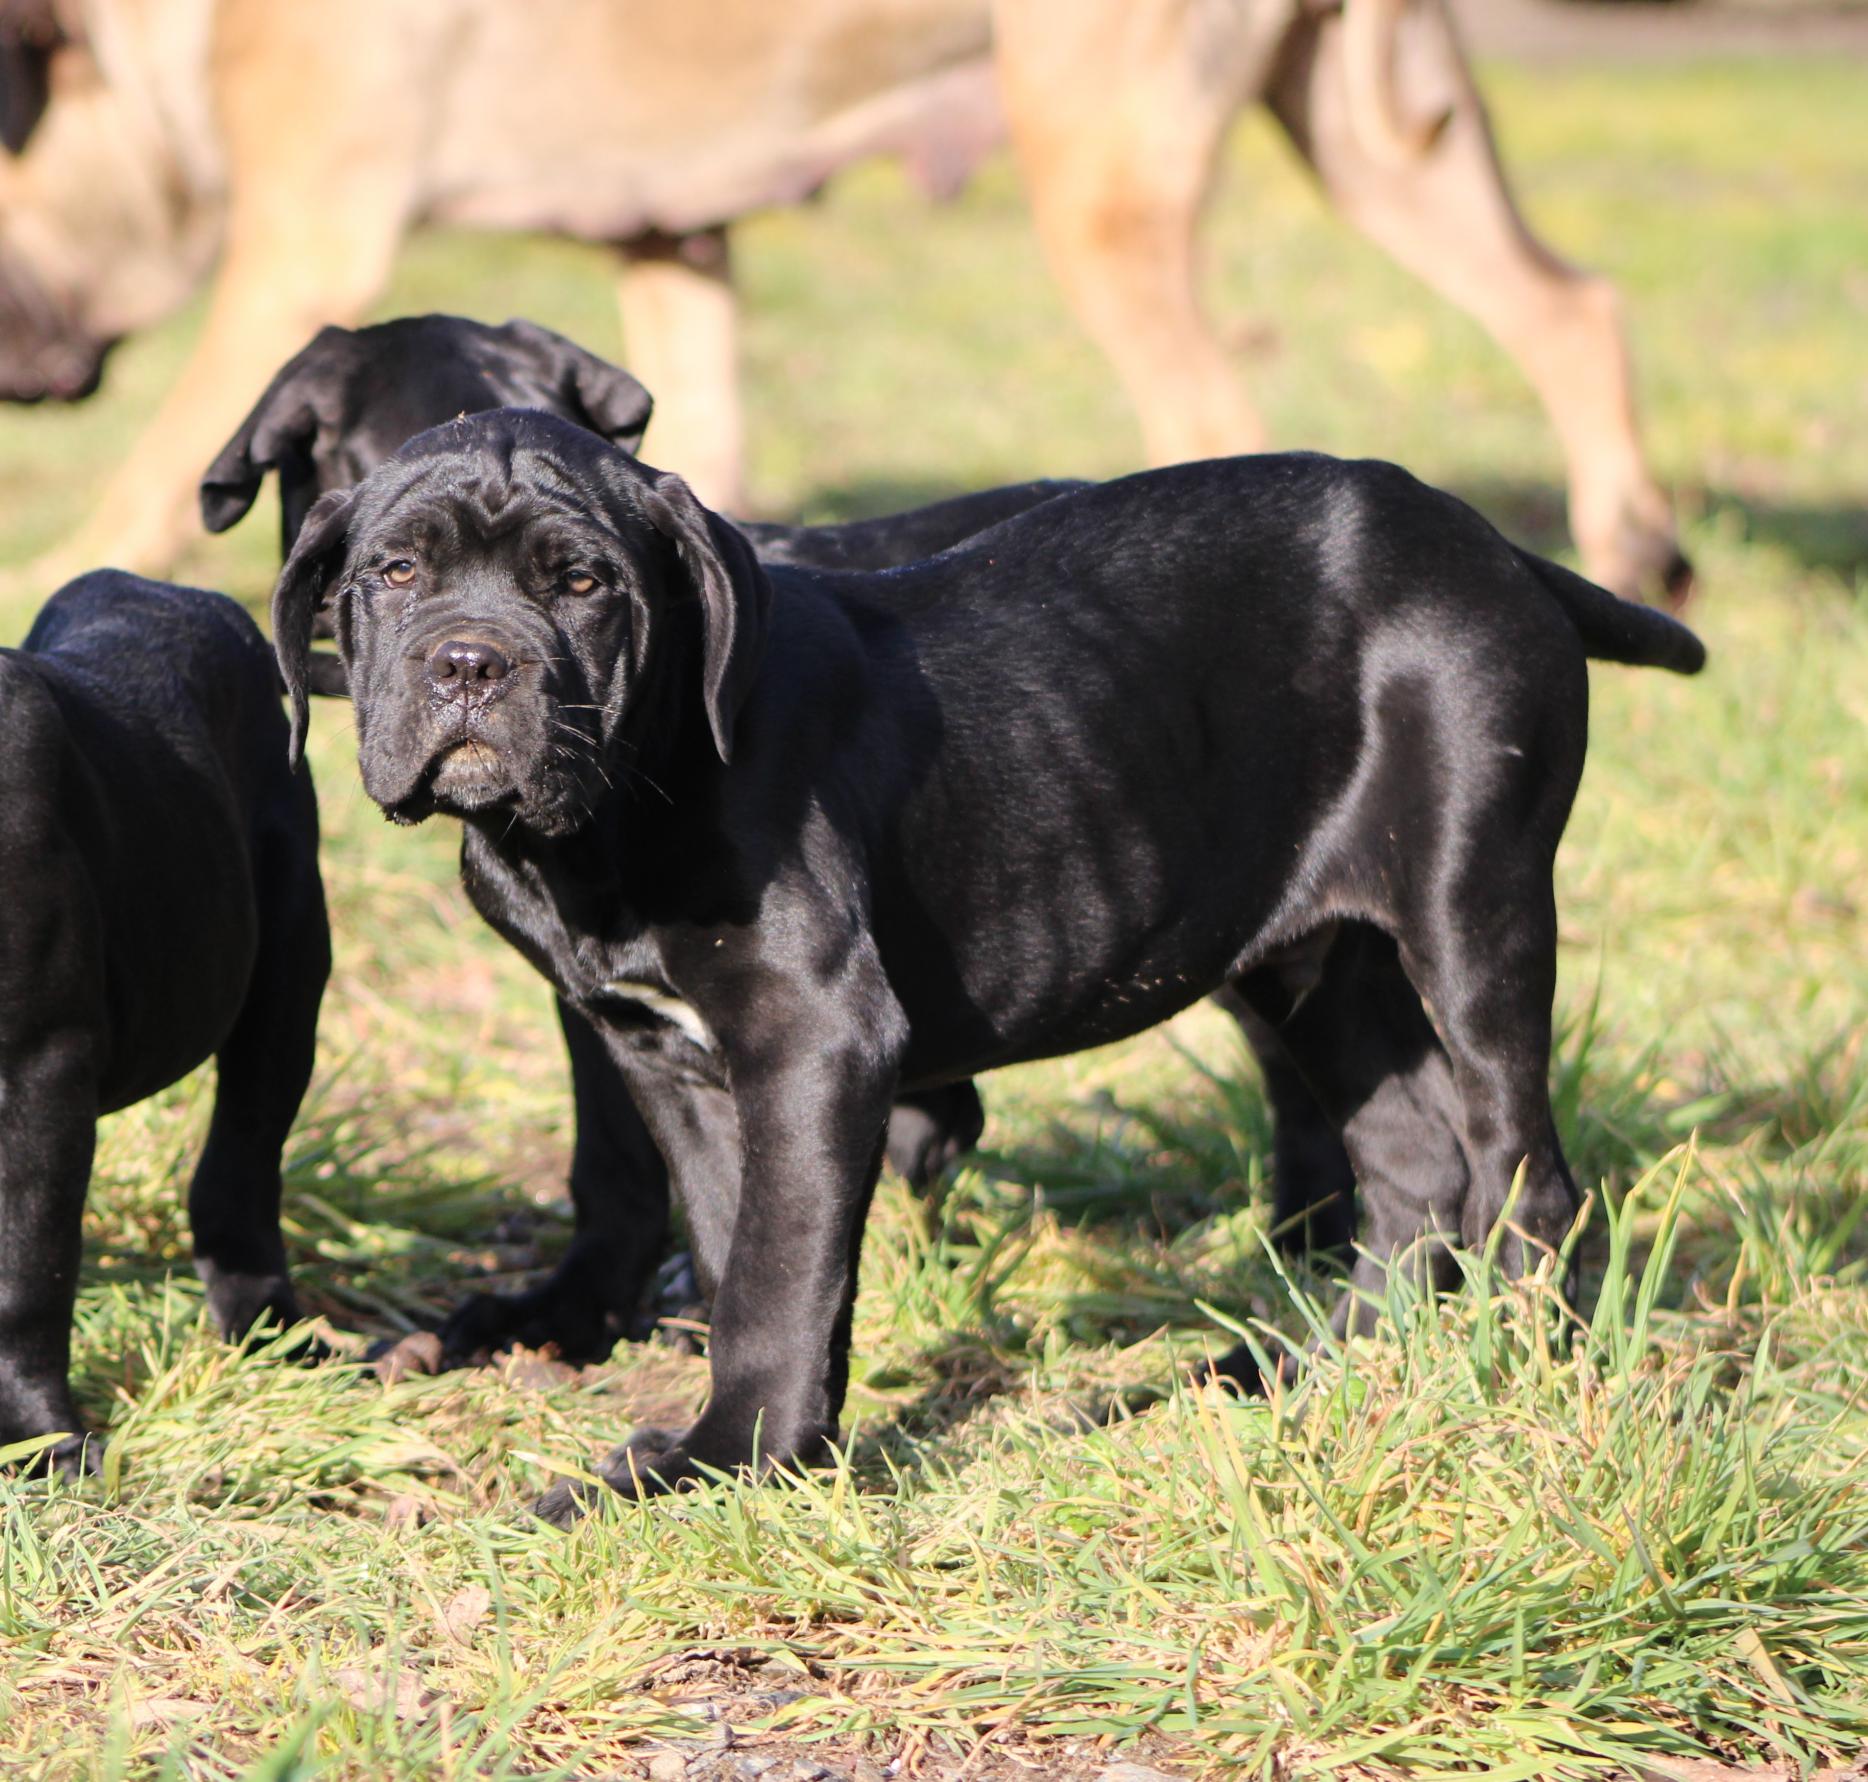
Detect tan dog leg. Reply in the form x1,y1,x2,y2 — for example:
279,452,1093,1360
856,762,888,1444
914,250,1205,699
33,242,404,584
1268,1,1686,601
617,228,746,515
27,0,421,585
992,0,1277,468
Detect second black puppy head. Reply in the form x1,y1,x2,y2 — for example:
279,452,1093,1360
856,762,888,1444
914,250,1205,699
271,410,769,836
201,316,656,554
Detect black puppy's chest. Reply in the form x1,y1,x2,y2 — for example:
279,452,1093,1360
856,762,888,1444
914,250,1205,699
460,828,725,1069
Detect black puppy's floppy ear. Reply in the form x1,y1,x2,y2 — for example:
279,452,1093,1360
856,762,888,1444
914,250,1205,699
502,318,654,453
200,371,321,533
271,487,355,768
640,471,770,765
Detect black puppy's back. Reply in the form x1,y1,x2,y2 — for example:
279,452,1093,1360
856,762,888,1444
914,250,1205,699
0,571,332,1469
5,574,313,1109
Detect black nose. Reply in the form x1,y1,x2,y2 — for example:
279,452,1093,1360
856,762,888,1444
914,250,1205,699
426,639,511,695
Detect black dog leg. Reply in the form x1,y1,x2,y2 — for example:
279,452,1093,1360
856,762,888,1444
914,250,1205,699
533,996,902,1522
884,1080,985,1189
1213,988,1358,1257
1406,879,1581,1283
1209,924,1471,1385
190,828,330,1344
0,1039,99,1472
437,1000,676,1364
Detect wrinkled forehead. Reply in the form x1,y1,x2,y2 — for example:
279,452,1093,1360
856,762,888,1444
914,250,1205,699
348,419,652,560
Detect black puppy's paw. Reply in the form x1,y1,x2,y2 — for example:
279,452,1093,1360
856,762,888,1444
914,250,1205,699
529,1426,684,1528
0,1426,99,1480
1197,1342,1300,1397
47,1431,100,1479
197,1263,326,1359
437,1285,624,1369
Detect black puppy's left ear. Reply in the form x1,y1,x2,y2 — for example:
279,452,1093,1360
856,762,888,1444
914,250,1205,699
201,377,320,533
271,487,356,768
640,471,770,765
501,318,654,453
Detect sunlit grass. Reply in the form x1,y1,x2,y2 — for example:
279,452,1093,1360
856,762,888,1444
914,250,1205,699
0,52,1863,1782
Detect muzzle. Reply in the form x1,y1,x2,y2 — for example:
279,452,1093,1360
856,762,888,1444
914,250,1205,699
0,247,111,401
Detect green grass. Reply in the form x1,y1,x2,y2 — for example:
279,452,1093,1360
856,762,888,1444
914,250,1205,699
2,53,1866,1782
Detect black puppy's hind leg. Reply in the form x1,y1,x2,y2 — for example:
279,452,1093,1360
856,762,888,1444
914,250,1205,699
885,1081,985,1191
1401,876,1580,1288
190,819,330,1345
0,1035,100,1472
884,1080,986,1247
1211,923,1472,1385
1389,664,1585,1292
1212,987,1357,1258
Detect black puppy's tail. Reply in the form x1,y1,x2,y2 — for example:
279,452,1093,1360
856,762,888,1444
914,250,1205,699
1517,549,1705,675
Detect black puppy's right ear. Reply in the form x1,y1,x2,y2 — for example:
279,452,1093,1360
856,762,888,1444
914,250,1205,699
502,318,654,453
640,471,770,765
271,487,356,768
199,341,340,531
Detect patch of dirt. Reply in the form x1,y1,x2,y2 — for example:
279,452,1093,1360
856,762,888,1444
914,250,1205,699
609,1651,1196,1781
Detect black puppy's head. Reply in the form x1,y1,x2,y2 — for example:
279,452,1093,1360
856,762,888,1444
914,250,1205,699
202,316,655,552
272,410,769,836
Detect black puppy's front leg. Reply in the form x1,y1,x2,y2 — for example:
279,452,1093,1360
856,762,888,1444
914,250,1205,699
438,1000,673,1363
535,972,905,1522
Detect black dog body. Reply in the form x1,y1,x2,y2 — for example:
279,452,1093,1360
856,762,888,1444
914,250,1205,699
0,574,328,1466
205,315,1074,1363
271,412,1702,1514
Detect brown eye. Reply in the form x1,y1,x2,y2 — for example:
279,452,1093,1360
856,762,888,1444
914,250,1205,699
564,570,599,595
383,560,416,587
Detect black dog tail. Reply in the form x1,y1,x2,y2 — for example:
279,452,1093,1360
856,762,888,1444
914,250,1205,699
1517,549,1706,675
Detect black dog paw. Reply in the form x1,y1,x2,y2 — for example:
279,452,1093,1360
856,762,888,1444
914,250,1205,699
1198,1342,1300,1397
437,1287,624,1369
884,1082,985,1188
0,1427,99,1479
528,1426,686,1527
197,1263,315,1349
48,1431,100,1479
529,1476,599,1529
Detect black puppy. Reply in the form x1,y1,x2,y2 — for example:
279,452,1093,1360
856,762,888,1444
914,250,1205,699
201,317,658,555
270,412,1703,1518
201,314,1083,1365
0,574,328,1470
201,313,1082,581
